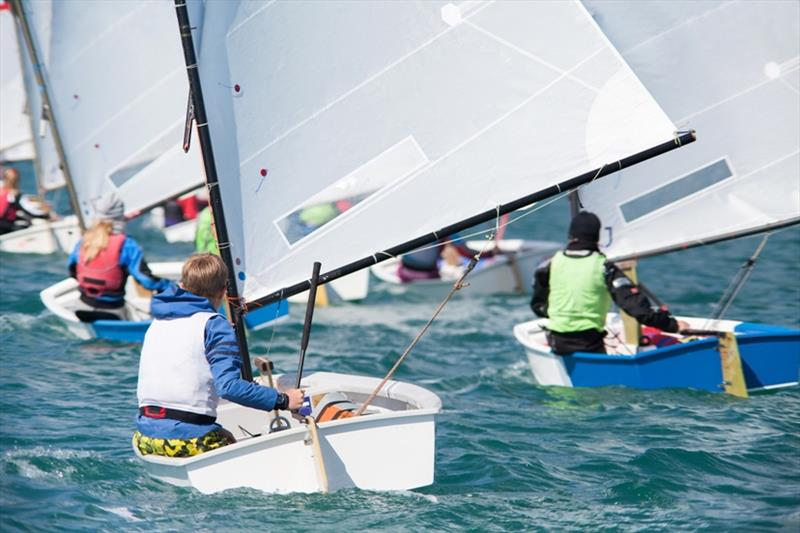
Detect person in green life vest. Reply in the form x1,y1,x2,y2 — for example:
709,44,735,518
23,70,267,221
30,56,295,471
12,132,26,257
530,211,689,355
195,206,219,255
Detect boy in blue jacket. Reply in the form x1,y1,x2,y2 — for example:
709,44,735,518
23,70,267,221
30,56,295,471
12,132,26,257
134,253,303,457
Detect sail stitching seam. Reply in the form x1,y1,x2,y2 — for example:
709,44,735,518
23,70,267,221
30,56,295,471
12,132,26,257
463,20,600,93
239,1,493,167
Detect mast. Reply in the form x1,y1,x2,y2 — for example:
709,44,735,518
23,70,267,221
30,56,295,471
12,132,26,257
568,190,581,218
246,131,697,311
10,0,85,231
174,0,254,381
7,8,42,192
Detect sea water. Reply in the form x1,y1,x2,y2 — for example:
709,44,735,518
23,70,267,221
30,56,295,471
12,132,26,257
1,161,798,531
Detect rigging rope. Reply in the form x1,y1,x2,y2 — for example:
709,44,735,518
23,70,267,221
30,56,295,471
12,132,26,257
352,240,493,417
705,234,771,328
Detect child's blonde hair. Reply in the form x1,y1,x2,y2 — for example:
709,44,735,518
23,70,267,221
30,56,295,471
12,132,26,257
1,167,20,191
181,253,228,300
81,220,114,263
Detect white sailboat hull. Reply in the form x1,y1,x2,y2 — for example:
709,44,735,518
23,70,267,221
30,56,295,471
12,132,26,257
0,216,80,255
162,218,198,243
370,239,558,297
40,261,184,340
287,269,371,304
135,372,441,494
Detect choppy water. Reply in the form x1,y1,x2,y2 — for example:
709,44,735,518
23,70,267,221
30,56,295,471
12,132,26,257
1,162,799,532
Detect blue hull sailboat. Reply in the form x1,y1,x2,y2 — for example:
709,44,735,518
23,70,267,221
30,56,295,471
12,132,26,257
516,315,800,393
516,1,800,396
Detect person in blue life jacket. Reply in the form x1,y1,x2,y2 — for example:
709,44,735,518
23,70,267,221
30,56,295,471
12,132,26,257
134,253,304,457
398,235,484,282
68,192,171,321
530,211,689,355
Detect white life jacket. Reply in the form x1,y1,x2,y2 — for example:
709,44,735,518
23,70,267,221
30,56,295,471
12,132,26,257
137,311,219,417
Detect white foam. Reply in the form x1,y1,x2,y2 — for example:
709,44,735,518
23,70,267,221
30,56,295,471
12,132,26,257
3,448,89,481
0,312,41,333
394,490,439,504
100,507,142,522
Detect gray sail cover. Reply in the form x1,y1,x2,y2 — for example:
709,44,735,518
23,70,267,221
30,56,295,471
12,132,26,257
190,0,678,301
580,0,800,260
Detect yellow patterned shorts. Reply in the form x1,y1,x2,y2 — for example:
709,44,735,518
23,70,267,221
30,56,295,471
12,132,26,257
133,430,231,458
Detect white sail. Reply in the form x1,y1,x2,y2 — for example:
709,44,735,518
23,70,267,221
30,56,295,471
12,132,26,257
14,1,66,191
19,0,203,220
0,7,35,162
191,0,677,302
580,0,800,260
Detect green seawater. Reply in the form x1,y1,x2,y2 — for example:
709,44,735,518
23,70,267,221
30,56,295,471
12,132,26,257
1,161,799,532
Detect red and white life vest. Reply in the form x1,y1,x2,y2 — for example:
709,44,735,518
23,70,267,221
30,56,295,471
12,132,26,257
0,188,17,222
76,233,126,298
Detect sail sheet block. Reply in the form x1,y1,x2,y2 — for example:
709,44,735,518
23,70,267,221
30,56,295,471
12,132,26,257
192,0,675,301
19,0,203,219
580,0,800,260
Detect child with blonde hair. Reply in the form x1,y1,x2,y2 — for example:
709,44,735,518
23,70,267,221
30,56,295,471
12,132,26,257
68,192,169,320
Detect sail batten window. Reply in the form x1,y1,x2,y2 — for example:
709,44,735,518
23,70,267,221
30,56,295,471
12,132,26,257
275,135,429,246
108,160,154,188
620,158,734,222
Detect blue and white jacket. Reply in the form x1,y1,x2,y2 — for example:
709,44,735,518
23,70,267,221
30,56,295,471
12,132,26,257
136,286,278,440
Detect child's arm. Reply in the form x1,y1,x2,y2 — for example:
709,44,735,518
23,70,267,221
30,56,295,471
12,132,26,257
119,237,172,292
204,316,283,410
67,241,80,279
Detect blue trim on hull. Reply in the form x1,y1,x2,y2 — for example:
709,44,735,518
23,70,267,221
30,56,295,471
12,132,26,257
243,299,289,330
90,320,151,343
89,299,290,342
564,324,800,392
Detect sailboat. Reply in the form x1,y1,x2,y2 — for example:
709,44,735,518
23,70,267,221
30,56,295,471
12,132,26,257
0,3,79,254
515,0,800,395
133,0,694,494
9,0,288,340
369,234,560,298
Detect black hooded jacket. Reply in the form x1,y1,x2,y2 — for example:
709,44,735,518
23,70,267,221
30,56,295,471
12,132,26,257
530,240,679,333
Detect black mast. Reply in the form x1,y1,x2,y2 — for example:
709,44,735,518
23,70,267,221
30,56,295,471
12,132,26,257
246,131,697,311
174,0,254,381
11,0,86,231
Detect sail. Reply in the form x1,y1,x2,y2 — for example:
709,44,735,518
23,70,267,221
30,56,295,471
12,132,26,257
14,2,65,191
190,0,677,302
19,0,203,219
0,6,34,162
579,1,800,261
